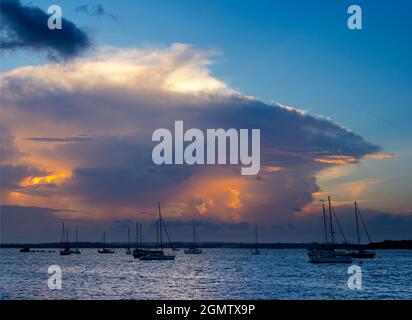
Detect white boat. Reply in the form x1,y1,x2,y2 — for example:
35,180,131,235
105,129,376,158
349,202,376,259
59,222,71,256
251,223,260,255
98,232,115,254
138,203,175,261
184,225,202,254
72,225,81,254
308,197,352,264
308,249,352,263
125,225,132,255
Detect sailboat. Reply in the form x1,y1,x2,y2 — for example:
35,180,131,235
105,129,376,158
349,202,376,259
308,197,352,264
98,232,115,254
251,223,260,255
184,225,202,254
125,225,132,255
139,203,175,261
60,222,71,256
72,225,81,254
133,222,160,258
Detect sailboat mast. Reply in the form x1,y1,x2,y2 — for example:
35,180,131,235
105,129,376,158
158,203,163,250
139,223,142,245
66,225,69,249
357,202,372,243
76,225,78,251
127,225,130,249
322,204,329,243
61,222,65,249
136,222,139,249
255,223,258,249
156,220,159,251
355,201,361,247
193,225,196,245
328,196,335,244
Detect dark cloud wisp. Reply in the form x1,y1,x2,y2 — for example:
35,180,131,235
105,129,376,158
75,4,117,21
0,0,91,59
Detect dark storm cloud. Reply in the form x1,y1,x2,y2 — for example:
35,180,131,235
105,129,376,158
75,4,117,21
0,0,91,59
49,137,196,205
0,127,24,163
0,164,45,190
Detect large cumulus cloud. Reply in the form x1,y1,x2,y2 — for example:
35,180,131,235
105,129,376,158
0,44,381,225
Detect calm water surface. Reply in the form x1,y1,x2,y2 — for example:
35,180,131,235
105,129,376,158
1,249,411,299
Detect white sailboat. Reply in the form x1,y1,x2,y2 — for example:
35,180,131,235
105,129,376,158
251,223,260,255
59,222,71,256
72,225,81,254
184,225,202,254
139,203,175,261
308,197,352,264
98,232,115,254
125,225,132,255
349,202,376,259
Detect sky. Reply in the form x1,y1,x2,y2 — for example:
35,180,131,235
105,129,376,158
0,0,411,243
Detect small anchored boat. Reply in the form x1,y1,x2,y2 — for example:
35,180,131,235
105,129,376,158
139,203,175,261
251,223,260,255
308,197,352,264
98,232,115,254
184,225,202,254
60,222,71,256
125,225,132,255
72,225,81,254
348,202,376,259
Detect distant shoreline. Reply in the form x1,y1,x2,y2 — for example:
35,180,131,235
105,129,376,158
1,240,411,250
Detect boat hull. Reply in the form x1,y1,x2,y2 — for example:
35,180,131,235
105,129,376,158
184,248,202,254
308,249,352,264
351,251,376,259
133,249,162,258
98,249,115,254
139,254,175,261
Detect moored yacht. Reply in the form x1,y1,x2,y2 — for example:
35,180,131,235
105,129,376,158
72,225,81,254
348,202,376,259
184,225,202,254
251,223,260,255
60,222,71,256
98,232,115,254
125,225,132,255
308,197,352,264
139,203,175,261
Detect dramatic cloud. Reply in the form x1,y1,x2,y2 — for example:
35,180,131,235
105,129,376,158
1,44,384,231
0,0,91,59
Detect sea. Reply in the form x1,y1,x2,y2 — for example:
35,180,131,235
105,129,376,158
1,249,411,300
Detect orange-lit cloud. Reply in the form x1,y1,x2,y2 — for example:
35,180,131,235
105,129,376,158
365,153,399,160
314,156,358,165
20,171,72,187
